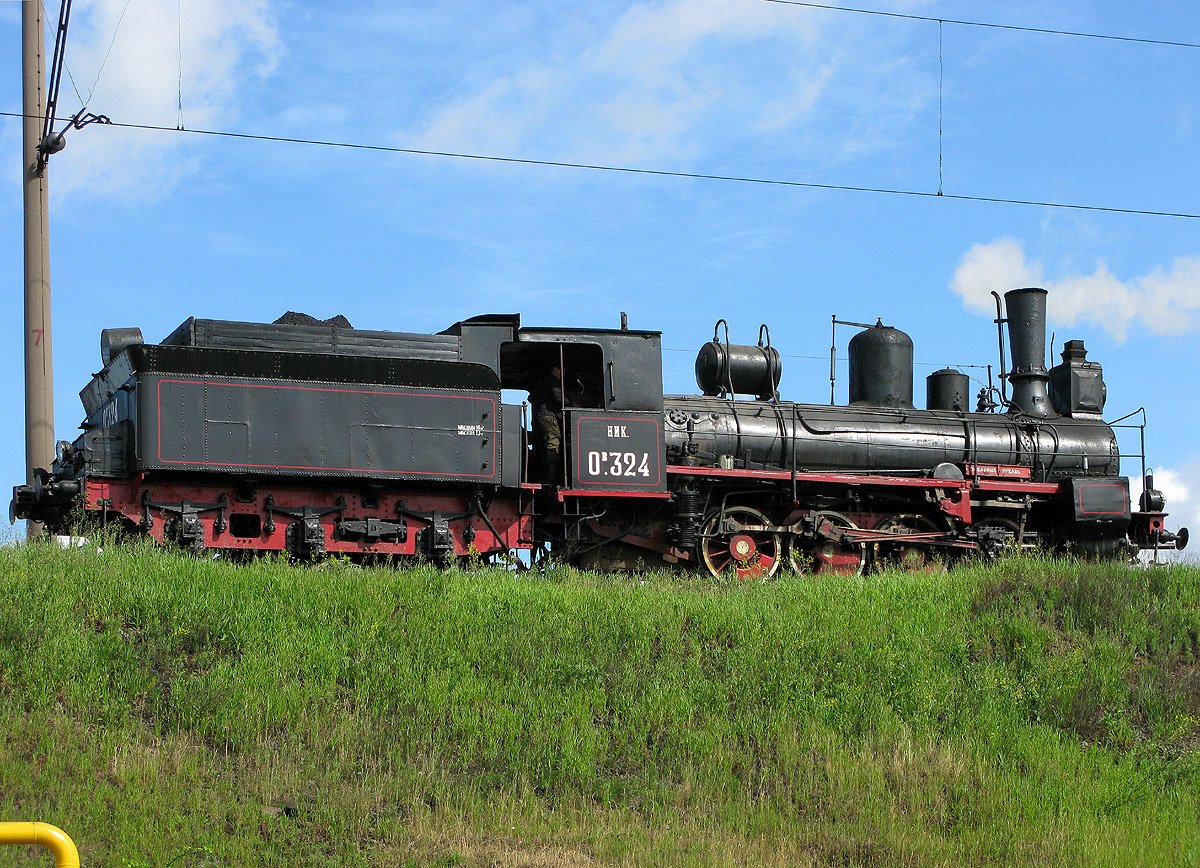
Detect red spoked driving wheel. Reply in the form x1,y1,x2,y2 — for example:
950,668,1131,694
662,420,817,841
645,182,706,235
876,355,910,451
786,511,866,575
699,506,782,581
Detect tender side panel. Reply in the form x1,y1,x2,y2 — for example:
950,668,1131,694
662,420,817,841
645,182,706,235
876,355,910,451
140,373,498,482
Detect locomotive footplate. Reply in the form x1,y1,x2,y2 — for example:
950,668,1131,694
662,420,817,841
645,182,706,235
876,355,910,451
556,489,673,501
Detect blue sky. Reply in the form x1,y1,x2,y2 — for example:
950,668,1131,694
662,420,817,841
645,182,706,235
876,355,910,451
3,0,1199,542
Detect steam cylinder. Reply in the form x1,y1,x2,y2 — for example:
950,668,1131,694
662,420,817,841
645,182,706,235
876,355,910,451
848,323,913,408
695,341,781,399
926,368,969,411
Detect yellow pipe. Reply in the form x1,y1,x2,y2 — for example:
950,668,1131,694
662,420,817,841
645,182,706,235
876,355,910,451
0,822,80,867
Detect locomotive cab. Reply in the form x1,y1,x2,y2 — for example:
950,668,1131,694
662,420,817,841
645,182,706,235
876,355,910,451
496,324,667,492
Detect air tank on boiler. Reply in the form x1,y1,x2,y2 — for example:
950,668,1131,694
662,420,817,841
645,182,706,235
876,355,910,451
695,323,781,400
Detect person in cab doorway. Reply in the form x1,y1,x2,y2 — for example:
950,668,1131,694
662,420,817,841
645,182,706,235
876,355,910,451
531,364,565,485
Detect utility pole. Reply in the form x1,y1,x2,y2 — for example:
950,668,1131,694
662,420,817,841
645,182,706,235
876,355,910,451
23,1,55,536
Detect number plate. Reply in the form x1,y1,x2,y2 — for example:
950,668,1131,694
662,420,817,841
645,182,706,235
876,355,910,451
571,412,665,490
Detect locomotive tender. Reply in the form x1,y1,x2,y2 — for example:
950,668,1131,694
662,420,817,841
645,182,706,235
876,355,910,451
11,288,1188,576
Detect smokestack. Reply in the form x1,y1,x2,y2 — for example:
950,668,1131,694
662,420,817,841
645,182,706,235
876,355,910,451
1004,287,1052,418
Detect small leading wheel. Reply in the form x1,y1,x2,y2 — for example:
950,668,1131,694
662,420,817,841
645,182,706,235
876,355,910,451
699,506,783,581
872,513,943,571
786,511,866,575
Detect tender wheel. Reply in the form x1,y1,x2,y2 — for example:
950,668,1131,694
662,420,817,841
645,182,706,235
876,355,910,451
699,506,782,581
872,513,942,571
786,511,866,575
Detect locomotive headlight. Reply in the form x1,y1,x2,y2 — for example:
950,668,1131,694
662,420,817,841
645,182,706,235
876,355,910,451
54,440,74,468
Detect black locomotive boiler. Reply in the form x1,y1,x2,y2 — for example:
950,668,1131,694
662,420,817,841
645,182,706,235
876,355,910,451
12,288,1188,576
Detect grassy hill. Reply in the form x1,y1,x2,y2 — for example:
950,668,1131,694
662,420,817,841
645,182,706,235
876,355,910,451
0,540,1197,866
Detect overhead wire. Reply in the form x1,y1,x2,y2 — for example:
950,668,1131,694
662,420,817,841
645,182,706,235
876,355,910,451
756,0,1200,49
64,67,87,106
85,0,134,107
937,20,943,196
667,346,988,364
176,0,184,129
8,4,1198,219
1,111,1196,221
40,0,131,125
664,346,990,371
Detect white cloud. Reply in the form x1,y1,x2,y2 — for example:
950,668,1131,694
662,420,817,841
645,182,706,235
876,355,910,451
949,238,1200,341
753,59,838,134
50,0,280,200
1155,467,1190,517
1147,463,1199,563
405,0,931,168
949,238,1043,314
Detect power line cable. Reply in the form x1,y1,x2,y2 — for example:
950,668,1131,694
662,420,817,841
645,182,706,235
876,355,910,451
86,0,134,106
2,111,1197,220
665,346,990,369
757,0,1200,49
937,20,943,195
176,0,184,129
46,0,133,114
65,67,87,106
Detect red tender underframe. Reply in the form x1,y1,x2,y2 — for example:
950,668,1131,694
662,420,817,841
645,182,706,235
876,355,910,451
85,476,533,556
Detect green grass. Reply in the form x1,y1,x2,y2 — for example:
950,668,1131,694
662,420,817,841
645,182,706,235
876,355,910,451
0,540,1198,865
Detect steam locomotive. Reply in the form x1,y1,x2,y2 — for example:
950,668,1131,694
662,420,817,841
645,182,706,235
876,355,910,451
11,288,1188,576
